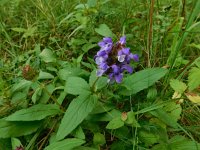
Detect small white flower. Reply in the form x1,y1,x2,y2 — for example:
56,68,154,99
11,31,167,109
117,55,126,62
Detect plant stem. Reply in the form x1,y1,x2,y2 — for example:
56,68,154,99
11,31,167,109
91,77,100,92
147,0,154,67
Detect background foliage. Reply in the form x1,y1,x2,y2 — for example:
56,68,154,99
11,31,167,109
0,0,200,149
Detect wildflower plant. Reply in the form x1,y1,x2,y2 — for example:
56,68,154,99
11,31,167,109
94,36,139,83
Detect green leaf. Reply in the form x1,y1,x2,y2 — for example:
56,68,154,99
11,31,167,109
11,80,32,94
93,132,106,146
72,126,85,140
163,101,182,122
91,102,114,114
82,43,97,53
37,71,54,80
170,79,187,94
150,108,178,128
22,26,37,38
188,67,200,91
44,138,85,150
75,147,97,150
152,135,200,150
87,0,97,7
169,135,200,150
11,138,22,150
6,104,61,121
125,111,140,127
0,119,42,138
139,130,159,146
65,77,91,95
121,68,168,95
58,67,88,81
32,87,42,103
95,24,114,38
106,117,124,129
39,48,56,63
39,83,55,103
89,70,107,91
11,27,26,32
56,94,98,140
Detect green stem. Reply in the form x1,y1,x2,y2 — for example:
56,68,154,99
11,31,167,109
38,82,65,112
91,77,100,92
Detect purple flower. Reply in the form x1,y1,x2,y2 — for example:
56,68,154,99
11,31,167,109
119,36,126,45
95,36,139,83
98,37,113,52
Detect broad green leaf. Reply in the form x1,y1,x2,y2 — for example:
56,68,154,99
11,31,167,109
44,138,85,150
65,77,90,95
95,24,114,38
93,132,106,146
0,119,42,138
91,102,114,114
11,80,32,94
170,79,187,94
32,87,42,103
11,138,22,150
72,126,85,140
87,109,121,122
188,67,200,91
120,68,168,95
56,94,98,140
58,67,88,81
163,101,182,122
111,141,126,150
82,43,97,53
150,109,178,128
57,91,67,105
169,135,200,150
152,135,200,150
139,130,159,146
37,71,54,80
39,83,55,103
39,48,56,63
125,111,140,127
6,104,61,121
106,117,124,129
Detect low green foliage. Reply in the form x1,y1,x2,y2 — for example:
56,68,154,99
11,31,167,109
0,0,200,149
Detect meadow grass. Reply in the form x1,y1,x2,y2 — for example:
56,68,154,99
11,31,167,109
0,0,200,149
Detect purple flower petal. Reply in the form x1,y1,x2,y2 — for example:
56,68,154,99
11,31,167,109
122,48,130,55
96,69,105,76
111,65,120,74
115,73,123,83
103,37,112,43
121,65,133,73
118,50,123,56
95,56,105,65
99,63,109,70
129,54,139,62
119,36,126,45
98,41,105,47
101,43,113,52
132,54,139,62
97,50,107,57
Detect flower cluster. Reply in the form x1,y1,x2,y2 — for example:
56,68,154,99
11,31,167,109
94,36,139,83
